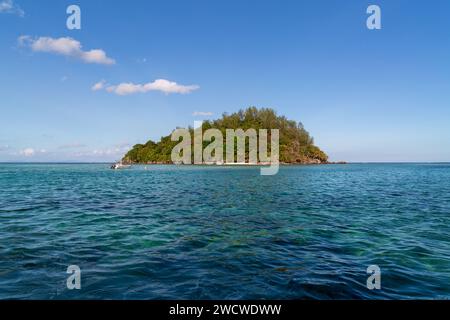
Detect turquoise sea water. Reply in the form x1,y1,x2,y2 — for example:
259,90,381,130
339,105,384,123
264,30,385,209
0,163,449,299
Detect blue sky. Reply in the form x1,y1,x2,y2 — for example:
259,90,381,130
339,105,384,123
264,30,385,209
1,0,449,162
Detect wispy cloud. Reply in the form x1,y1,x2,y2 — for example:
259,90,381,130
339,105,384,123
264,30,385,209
91,80,106,91
0,0,24,17
136,58,147,64
95,79,200,95
113,142,131,149
58,143,87,150
18,36,115,65
0,144,10,152
193,111,213,116
73,144,131,158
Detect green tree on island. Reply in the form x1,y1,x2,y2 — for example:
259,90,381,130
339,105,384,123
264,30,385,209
123,107,328,164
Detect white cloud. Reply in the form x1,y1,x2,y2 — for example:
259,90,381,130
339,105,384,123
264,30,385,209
0,0,24,17
99,79,199,95
82,49,114,65
19,148,46,157
18,36,115,65
20,148,35,156
193,111,213,116
91,80,106,91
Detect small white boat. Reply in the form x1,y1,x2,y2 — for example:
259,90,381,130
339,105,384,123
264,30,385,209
110,161,131,170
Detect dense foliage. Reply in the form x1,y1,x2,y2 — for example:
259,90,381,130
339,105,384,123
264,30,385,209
123,107,328,164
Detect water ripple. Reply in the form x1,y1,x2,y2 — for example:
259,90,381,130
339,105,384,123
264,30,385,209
0,163,449,299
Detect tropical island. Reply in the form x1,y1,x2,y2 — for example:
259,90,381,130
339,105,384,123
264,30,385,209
122,107,333,165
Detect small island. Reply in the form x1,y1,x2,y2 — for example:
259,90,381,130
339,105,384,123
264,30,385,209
122,107,335,165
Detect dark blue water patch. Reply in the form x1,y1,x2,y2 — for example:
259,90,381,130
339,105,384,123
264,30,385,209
0,163,449,299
